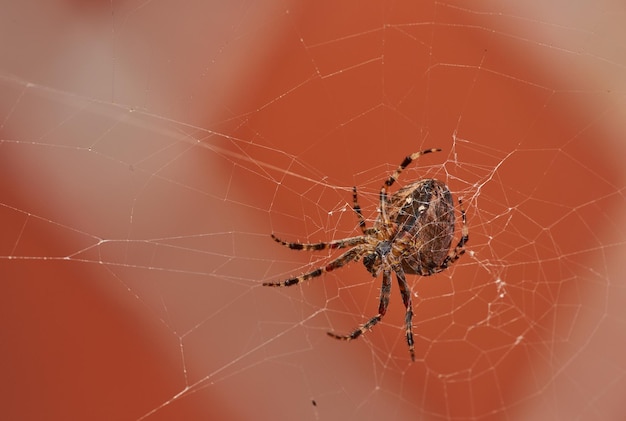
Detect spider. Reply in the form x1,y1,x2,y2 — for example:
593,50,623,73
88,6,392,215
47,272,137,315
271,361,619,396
264,148,468,361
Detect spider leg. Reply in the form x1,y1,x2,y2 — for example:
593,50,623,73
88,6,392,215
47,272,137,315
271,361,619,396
271,233,366,251
394,265,415,361
327,268,392,342
380,148,442,226
437,198,468,271
263,246,363,287
352,186,368,234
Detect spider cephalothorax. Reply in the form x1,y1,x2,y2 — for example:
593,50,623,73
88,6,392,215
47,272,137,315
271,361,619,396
264,148,468,361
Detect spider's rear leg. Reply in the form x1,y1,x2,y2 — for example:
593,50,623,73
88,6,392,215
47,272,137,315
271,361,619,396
435,198,469,272
351,186,377,236
352,186,368,234
379,148,442,225
327,268,392,342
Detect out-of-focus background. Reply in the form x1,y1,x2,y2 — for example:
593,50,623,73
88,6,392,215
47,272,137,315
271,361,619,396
2,1,626,420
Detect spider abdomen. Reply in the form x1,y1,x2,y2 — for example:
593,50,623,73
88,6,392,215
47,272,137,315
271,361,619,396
391,179,455,275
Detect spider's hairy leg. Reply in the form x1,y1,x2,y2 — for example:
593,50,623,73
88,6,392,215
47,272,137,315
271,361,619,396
394,265,415,361
352,186,368,234
438,198,469,270
379,148,442,225
263,246,363,287
271,233,366,251
327,268,392,342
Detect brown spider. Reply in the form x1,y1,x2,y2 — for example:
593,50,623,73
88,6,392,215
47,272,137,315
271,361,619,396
264,148,468,361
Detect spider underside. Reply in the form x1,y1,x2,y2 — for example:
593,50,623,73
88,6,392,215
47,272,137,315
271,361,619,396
264,148,468,361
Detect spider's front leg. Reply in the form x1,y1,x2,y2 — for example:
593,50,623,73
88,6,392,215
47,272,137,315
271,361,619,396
327,268,392,342
263,246,363,287
394,265,415,361
271,233,366,251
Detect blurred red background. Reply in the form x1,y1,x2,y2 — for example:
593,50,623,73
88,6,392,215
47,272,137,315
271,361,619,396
1,1,626,420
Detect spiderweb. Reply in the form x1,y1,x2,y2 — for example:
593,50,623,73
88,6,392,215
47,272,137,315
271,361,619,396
2,1,626,420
